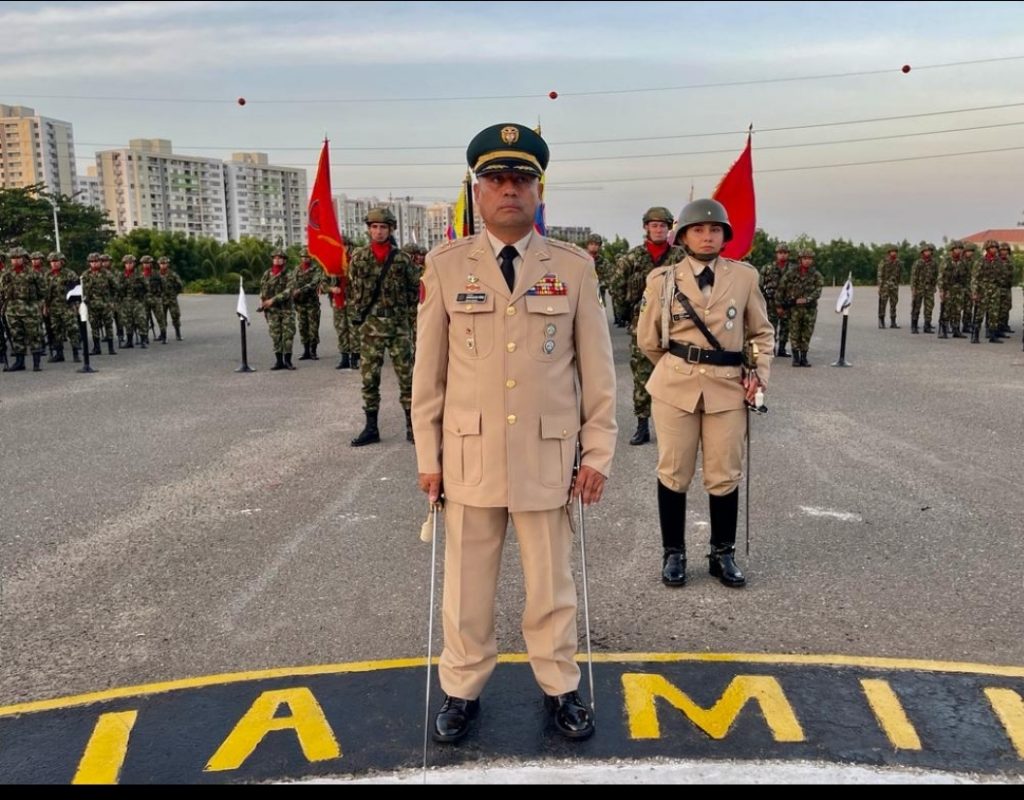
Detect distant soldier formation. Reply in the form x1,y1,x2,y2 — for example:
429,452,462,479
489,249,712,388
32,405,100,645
1,247,185,373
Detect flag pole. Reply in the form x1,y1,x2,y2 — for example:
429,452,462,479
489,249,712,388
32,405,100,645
236,276,255,373
236,316,254,373
832,273,854,368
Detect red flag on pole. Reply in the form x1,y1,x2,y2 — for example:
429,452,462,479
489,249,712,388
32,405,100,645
307,139,347,277
712,129,756,260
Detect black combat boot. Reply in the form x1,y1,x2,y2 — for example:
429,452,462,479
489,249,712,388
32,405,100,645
51,345,66,363
878,315,886,329
4,354,26,372
405,409,415,443
970,323,981,344
350,352,360,370
987,325,1002,343
284,352,296,370
351,411,381,447
776,341,790,358
658,482,687,587
911,319,919,334
32,352,43,372
72,346,81,363
337,352,350,370
118,332,125,347
140,335,149,349
800,350,811,367
708,489,746,587
889,316,900,329
923,319,935,334
106,338,117,355
271,353,286,371
299,344,312,361
311,343,319,360
951,323,964,338
124,333,134,349
629,416,651,446
792,350,801,367
160,331,168,344
91,336,102,355
174,324,182,341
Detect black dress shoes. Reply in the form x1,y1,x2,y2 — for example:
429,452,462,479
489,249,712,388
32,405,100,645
545,691,595,740
432,695,479,743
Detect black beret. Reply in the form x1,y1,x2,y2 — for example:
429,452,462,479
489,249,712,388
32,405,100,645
467,123,549,178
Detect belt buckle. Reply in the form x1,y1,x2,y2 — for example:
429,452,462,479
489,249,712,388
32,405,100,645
687,345,702,364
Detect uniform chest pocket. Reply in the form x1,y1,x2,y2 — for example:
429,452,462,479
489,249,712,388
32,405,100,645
525,295,572,362
450,294,494,358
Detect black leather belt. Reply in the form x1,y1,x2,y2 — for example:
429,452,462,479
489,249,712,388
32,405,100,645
669,341,743,367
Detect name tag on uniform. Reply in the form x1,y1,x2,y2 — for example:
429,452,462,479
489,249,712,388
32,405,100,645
672,312,692,322
456,292,488,303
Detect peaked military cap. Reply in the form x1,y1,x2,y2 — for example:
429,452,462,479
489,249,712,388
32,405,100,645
467,123,549,178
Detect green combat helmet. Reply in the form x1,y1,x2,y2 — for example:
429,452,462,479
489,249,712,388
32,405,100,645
586,233,603,246
676,198,734,242
964,242,978,253
983,239,999,250
798,248,815,259
139,255,155,265
920,243,936,254
642,207,674,226
949,240,965,250
775,243,791,253
122,254,137,264
48,251,65,262
86,252,102,262
364,207,397,227
158,256,171,265
271,249,287,259
401,242,419,255
9,246,29,259
30,251,45,261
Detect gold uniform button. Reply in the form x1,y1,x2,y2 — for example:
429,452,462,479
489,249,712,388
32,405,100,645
546,306,554,313
562,430,569,438
506,379,517,389
699,368,707,375
507,342,517,353
507,415,517,425
506,306,516,316
465,305,473,312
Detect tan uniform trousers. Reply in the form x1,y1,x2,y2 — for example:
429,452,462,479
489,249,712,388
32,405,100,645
439,502,580,701
652,397,746,496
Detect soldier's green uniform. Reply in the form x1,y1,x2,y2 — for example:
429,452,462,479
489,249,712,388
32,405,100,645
140,256,167,344
81,252,117,355
970,240,1004,343
324,272,358,369
292,254,325,360
1,248,47,372
45,253,80,362
584,234,613,309
0,253,8,366
100,254,125,346
611,207,685,445
759,243,793,357
909,244,939,334
996,243,1014,335
260,249,297,370
348,208,420,446
121,255,150,348
776,249,823,366
937,241,968,338
877,246,902,328
159,258,185,341
961,242,979,333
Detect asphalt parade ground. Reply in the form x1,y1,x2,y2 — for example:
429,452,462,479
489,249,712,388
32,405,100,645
0,286,1022,784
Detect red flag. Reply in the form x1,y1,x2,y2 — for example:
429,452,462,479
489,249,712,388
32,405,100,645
712,130,756,260
307,139,347,278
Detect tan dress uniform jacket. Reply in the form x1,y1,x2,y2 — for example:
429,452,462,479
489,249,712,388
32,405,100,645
638,256,774,412
412,233,617,512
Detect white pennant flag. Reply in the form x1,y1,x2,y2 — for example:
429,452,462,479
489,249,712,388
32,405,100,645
236,276,250,323
835,272,854,313
66,283,88,323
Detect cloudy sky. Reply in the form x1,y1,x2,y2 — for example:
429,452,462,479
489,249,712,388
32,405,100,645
2,0,1023,246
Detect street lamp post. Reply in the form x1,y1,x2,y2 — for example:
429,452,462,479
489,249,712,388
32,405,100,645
46,197,61,252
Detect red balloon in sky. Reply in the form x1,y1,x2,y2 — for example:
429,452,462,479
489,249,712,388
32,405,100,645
549,91,558,100
237,97,247,106
901,65,911,74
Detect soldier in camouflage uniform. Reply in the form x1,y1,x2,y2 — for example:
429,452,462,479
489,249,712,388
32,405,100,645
611,207,685,445
291,251,324,361
759,243,793,357
970,240,1004,344
81,252,117,355
100,253,126,347
158,257,185,341
961,242,980,333
937,241,967,339
585,234,613,310
877,245,902,329
1,247,47,372
996,243,1015,336
259,249,297,371
909,243,939,334
29,251,55,357
348,207,420,446
776,248,823,366
140,256,167,344
121,255,150,349
0,252,9,366
324,268,358,370
45,252,80,362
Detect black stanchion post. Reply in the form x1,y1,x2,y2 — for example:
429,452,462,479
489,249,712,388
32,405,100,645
236,317,255,373
77,316,96,374
831,309,852,367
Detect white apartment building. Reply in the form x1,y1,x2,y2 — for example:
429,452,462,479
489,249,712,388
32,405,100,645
75,166,104,212
335,195,451,250
0,105,76,196
224,153,307,247
96,139,228,241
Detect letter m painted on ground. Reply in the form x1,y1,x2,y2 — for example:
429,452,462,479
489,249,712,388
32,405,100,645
622,673,805,742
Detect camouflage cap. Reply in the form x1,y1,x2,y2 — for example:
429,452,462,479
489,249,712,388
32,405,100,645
9,246,29,258
158,256,171,265
139,255,155,264
467,123,549,178
122,254,137,264
585,233,603,246
30,251,45,260
48,251,65,262
364,207,397,227
983,239,999,250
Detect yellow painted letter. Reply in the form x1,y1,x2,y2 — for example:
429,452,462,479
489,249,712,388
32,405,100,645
985,688,1024,759
623,673,804,742
861,679,922,750
72,710,139,785
206,688,341,772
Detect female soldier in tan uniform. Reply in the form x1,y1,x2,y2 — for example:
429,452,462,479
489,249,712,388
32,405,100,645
636,199,774,589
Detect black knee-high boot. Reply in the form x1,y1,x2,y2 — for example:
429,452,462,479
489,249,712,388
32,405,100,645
658,481,687,586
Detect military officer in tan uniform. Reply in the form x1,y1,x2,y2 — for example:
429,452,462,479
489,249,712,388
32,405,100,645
412,123,617,744
637,199,774,590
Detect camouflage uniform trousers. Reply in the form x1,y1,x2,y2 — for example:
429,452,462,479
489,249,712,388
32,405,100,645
50,303,81,349
941,288,964,331
122,298,147,340
333,304,357,354
359,317,414,413
6,301,44,355
295,302,321,347
163,296,182,329
265,309,296,354
911,287,936,326
630,337,653,418
788,306,818,352
878,281,899,319
145,297,166,339
765,296,791,350
88,301,115,342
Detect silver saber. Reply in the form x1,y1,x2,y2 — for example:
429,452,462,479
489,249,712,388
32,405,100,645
421,500,441,784
574,442,596,716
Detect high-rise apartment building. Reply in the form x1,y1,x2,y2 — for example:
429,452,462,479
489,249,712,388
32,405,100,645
76,165,104,212
0,105,77,196
224,153,307,247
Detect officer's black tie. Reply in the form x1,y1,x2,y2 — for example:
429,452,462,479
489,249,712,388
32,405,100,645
499,245,518,292
697,266,715,291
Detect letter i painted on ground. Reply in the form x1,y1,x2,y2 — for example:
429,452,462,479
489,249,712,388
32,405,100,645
72,710,139,785
860,679,922,750
205,688,341,772
985,688,1024,759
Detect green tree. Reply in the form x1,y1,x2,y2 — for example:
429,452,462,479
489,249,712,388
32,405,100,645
0,184,113,265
